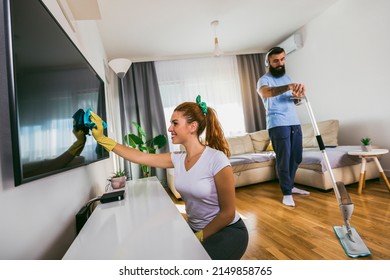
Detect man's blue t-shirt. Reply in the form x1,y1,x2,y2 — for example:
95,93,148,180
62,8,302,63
257,73,300,129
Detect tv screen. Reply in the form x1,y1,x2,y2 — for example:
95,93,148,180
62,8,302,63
6,0,109,186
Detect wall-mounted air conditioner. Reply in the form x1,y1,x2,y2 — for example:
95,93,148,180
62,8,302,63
278,33,303,54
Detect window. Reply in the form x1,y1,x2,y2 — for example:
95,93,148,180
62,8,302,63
155,56,245,151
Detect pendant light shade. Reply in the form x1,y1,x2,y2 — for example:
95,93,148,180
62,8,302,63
211,20,223,57
213,37,223,57
108,58,132,79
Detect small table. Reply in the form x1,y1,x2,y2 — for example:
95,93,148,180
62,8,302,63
348,149,390,194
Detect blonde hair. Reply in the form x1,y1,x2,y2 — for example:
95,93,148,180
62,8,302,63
174,101,231,157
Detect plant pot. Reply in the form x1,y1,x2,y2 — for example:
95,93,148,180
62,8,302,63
110,176,126,189
361,145,372,152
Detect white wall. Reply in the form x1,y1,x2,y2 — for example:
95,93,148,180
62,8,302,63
287,0,390,174
0,0,116,259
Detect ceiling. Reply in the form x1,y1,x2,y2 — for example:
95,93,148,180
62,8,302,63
68,0,339,62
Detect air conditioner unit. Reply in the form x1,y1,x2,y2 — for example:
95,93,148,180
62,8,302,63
278,33,303,54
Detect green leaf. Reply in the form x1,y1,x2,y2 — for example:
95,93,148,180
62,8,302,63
124,134,143,148
145,134,167,148
132,121,147,139
360,137,371,145
138,146,148,153
153,134,167,149
112,169,126,177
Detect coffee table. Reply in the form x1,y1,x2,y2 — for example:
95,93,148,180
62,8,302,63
348,149,390,194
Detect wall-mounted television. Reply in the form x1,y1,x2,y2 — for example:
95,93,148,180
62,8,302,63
5,0,109,186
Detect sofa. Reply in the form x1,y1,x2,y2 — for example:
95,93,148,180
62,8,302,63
167,119,380,199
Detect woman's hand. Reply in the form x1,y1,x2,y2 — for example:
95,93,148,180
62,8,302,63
67,129,87,156
90,111,117,151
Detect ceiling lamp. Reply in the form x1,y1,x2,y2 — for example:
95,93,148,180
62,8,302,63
108,58,132,79
211,20,223,57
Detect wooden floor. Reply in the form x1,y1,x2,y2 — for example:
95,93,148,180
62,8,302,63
167,178,390,260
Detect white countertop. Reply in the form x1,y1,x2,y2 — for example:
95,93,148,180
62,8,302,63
63,177,210,260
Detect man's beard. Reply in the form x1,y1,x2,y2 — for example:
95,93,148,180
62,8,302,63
269,65,286,78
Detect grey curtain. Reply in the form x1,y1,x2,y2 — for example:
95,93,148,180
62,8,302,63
118,61,168,185
236,53,267,132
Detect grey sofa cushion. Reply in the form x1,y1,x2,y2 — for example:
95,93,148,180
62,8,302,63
300,146,363,172
230,152,275,166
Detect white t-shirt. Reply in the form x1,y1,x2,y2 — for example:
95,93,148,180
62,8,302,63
171,146,240,231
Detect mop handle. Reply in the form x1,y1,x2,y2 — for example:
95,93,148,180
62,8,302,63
302,95,342,203
305,96,325,142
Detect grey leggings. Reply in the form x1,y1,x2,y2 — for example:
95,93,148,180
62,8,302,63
199,218,249,260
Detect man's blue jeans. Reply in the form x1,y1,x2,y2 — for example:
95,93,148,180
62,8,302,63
268,125,303,195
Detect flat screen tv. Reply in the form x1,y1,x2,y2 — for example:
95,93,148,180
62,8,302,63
5,0,109,186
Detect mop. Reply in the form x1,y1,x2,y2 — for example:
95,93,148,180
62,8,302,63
293,95,371,258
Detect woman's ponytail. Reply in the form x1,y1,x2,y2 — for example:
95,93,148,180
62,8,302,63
204,108,230,157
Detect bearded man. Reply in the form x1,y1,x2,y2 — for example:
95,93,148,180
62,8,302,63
257,47,310,207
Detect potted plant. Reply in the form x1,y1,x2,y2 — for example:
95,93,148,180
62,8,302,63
360,137,372,152
110,170,127,189
124,121,167,177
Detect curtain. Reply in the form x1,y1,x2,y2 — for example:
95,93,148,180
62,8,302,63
236,53,267,132
155,56,246,152
119,61,168,185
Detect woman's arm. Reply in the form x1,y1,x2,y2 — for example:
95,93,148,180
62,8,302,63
23,129,87,178
201,165,236,240
112,143,173,169
90,110,173,169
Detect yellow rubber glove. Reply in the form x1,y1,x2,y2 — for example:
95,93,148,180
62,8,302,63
89,111,117,151
195,230,204,242
67,129,86,156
